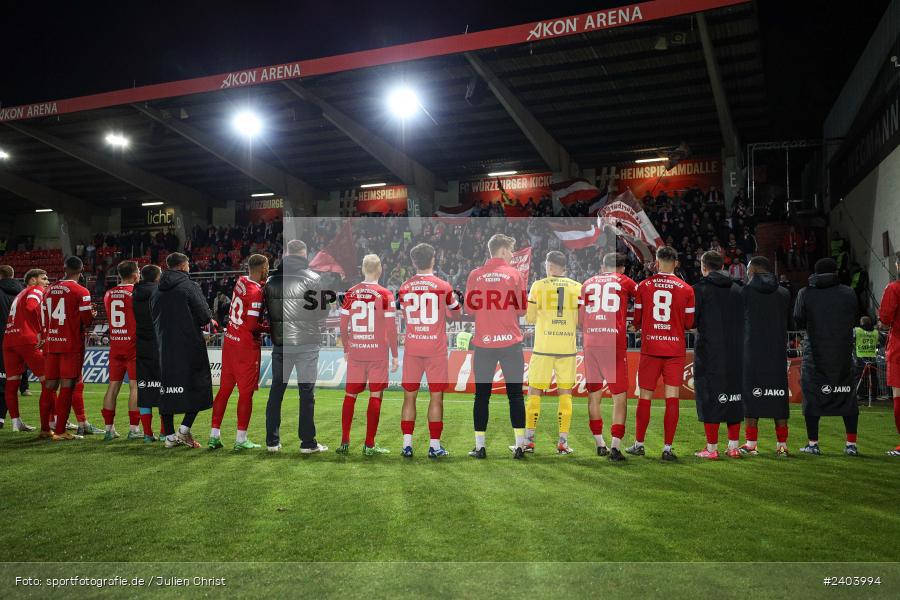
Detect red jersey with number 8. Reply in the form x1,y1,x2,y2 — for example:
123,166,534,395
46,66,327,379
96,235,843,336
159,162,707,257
104,284,136,354
224,276,265,348
633,272,695,357
580,272,636,349
398,274,459,357
45,279,93,354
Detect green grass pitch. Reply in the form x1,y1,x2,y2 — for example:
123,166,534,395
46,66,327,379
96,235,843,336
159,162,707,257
1,384,899,569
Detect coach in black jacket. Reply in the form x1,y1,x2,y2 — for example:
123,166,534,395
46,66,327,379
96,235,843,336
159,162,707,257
793,257,860,455
133,264,163,434
0,265,24,423
150,252,213,448
692,251,744,456
264,239,329,453
741,256,792,455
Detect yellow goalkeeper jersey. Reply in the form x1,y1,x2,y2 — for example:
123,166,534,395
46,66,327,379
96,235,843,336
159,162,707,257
526,276,582,355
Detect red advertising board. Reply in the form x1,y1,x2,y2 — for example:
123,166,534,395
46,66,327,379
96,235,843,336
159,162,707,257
614,157,721,198
446,349,804,402
458,172,552,216
236,197,284,224
355,185,409,214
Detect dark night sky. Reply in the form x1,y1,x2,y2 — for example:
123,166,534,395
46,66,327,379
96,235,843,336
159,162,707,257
0,0,891,139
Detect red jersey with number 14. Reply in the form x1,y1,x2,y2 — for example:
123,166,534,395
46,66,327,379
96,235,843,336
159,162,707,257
104,284,136,354
4,285,46,348
580,272,636,349
399,274,459,357
224,276,265,348
634,272,695,357
340,282,398,362
45,279,93,354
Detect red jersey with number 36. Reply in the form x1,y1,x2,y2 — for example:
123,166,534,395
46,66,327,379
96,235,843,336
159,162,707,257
580,272,636,349
4,285,46,348
104,283,136,354
633,272,695,357
340,282,398,362
224,276,265,348
399,274,459,357
45,279,93,354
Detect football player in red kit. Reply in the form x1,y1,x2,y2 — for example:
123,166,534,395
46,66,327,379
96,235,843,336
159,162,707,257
2,268,51,434
627,246,695,461
398,243,460,458
44,256,96,441
338,254,399,456
880,250,900,456
209,254,270,450
102,260,141,440
580,252,636,461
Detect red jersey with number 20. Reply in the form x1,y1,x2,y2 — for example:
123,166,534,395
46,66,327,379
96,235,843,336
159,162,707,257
398,274,459,357
45,279,93,354
580,272,636,349
224,276,265,348
4,285,46,348
633,272,695,357
340,282,398,362
104,283,136,354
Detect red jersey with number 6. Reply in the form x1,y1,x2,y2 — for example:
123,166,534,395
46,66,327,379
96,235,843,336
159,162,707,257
633,272,695,357
104,283,136,354
398,274,459,357
224,276,266,349
340,282,398,362
580,272,636,349
45,279,93,354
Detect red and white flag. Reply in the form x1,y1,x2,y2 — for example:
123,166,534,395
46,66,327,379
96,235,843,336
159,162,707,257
596,189,664,263
548,221,601,250
510,246,533,283
309,221,357,278
435,203,475,224
551,178,601,207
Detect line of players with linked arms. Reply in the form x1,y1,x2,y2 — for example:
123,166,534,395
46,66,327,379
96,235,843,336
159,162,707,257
1,233,899,460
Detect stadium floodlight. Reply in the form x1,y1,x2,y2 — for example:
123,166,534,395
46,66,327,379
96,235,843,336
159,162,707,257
387,87,420,119
105,133,129,148
35,208,53,213
233,111,262,137
251,192,274,197
360,182,386,188
488,170,517,177
0,148,9,160
142,201,164,206
634,157,667,163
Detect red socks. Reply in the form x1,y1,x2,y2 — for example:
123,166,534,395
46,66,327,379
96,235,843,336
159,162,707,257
54,387,73,435
72,383,86,422
727,422,741,442
428,420,443,440
236,392,253,431
210,385,231,429
894,398,900,435
128,410,140,427
5,379,19,419
101,408,115,426
611,423,625,440
745,425,759,442
401,420,415,436
341,395,356,444
663,397,679,445
775,425,789,444
140,412,153,436
847,432,857,444
589,418,604,436
38,386,55,432
365,396,382,447
704,422,719,445
635,399,651,443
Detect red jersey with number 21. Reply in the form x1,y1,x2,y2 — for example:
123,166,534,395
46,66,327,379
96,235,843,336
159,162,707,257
45,279,93,354
633,272,695,357
340,282,398,362
104,283,136,354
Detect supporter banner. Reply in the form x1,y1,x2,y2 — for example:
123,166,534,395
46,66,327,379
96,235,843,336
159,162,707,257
340,185,409,214
613,157,721,198
510,247,533,282
458,172,552,217
74,347,803,402
236,197,284,225
121,205,175,232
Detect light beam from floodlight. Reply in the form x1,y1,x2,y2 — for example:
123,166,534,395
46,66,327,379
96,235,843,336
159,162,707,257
0,149,9,160
233,111,262,137
105,133,129,148
387,87,420,119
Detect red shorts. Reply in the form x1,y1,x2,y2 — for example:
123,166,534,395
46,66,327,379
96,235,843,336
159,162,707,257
637,354,684,391
887,359,900,389
45,351,83,380
346,358,389,395
108,347,137,381
2,344,45,378
221,345,261,392
583,346,629,395
401,354,449,392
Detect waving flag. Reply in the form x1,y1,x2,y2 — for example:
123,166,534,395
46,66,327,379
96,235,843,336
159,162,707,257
435,202,475,224
551,178,601,207
510,246,533,283
310,221,357,278
597,189,664,263
548,221,601,250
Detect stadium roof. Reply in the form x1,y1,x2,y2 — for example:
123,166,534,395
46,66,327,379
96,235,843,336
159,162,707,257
0,0,765,215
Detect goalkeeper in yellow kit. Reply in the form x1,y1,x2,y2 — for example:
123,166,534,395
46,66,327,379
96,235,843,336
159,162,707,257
518,250,582,455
